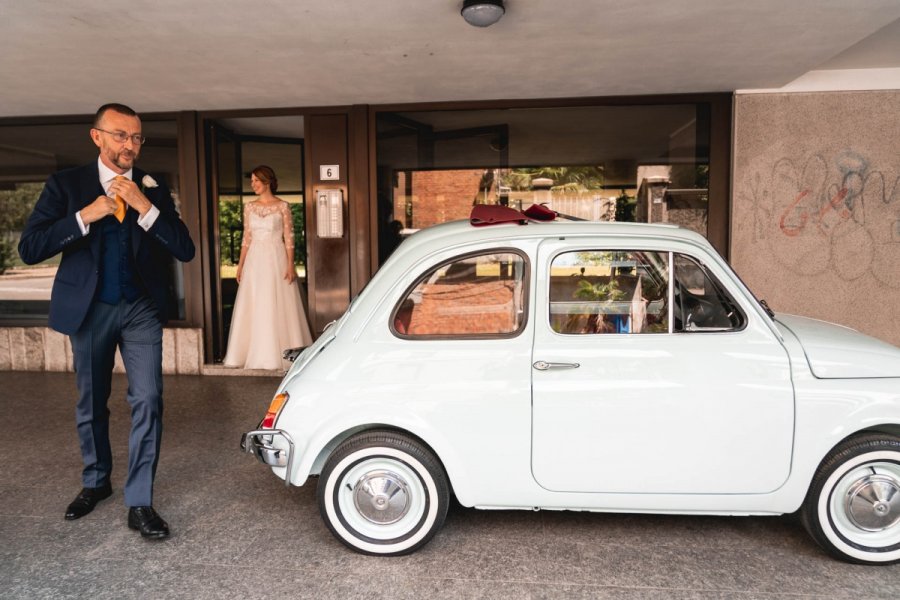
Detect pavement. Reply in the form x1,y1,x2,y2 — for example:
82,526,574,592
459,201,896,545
0,267,55,301
1,370,899,599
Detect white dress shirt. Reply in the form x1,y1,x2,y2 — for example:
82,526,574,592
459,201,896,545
75,158,160,235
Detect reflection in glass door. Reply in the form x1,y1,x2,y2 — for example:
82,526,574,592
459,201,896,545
207,122,305,362
375,104,713,265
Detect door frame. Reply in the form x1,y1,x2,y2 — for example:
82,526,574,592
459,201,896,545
202,120,306,362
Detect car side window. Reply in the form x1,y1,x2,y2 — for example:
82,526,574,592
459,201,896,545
550,250,669,334
672,254,746,332
392,251,527,338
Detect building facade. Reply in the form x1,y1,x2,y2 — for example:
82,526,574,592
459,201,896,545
1,5,899,371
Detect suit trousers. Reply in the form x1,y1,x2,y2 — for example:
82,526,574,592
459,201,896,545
70,295,164,507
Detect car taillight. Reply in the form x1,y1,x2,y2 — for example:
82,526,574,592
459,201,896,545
261,392,289,429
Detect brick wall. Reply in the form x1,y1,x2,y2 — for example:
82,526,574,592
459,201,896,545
394,170,485,229
406,281,517,335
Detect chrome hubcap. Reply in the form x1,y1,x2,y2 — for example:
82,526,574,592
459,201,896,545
845,474,900,532
353,469,410,525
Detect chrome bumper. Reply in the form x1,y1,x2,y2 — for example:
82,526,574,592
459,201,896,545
240,429,295,487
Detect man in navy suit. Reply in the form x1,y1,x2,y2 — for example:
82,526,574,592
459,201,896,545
18,103,195,539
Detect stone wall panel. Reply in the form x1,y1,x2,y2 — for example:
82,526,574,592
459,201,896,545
733,91,900,346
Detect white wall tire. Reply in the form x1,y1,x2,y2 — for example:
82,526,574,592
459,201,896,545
801,434,900,565
317,430,449,556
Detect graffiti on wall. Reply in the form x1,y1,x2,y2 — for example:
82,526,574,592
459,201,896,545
742,150,900,288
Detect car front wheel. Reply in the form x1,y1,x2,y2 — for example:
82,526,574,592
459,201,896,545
317,430,449,556
801,434,900,565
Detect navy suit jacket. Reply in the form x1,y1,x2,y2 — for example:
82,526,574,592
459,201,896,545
18,162,195,335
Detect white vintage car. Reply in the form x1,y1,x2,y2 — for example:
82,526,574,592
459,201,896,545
241,208,900,564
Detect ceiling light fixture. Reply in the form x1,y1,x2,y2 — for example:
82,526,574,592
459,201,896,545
461,0,505,28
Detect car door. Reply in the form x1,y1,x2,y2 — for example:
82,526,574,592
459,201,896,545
530,239,795,494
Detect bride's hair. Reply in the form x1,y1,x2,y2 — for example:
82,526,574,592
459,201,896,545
251,165,278,193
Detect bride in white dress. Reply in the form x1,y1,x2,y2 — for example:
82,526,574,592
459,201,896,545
223,165,313,369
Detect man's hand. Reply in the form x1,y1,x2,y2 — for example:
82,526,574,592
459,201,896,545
108,178,152,216
79,195,119,225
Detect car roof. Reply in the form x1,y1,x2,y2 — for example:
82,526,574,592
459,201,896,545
398,218,713,254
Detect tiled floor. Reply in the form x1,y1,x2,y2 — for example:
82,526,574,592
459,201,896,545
1,371,898,599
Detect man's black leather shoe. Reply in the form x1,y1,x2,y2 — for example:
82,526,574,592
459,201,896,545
64,484,113,520
127,506,170,539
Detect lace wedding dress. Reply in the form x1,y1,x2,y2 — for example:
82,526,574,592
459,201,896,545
223,200,313,369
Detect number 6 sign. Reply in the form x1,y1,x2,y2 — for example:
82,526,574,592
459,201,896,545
319,165,340,181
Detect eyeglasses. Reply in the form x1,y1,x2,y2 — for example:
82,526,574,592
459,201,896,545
93,128,146,145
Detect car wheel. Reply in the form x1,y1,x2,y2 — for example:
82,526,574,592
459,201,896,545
801,434,900,564
317,430,449,556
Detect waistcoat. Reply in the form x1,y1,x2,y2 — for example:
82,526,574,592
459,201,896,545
96,216,143,304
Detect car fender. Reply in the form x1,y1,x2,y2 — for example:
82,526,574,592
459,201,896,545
786,384,900,510
290,404,476,505
746,318,900,511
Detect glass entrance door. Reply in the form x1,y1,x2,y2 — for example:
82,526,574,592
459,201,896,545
375,103,716,264
206,119,305,362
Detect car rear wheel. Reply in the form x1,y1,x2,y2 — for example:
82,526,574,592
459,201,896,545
801,434,900,565
317,430,449,556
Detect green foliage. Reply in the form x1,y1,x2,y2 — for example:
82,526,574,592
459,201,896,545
218,199,306,267
574,251,619,266
499,170,533,191
574,277,627,303
218,199,243,266
500,166,605,192
0,183,43,274
289,202,306,266
696,164,709,188
615,192,636,222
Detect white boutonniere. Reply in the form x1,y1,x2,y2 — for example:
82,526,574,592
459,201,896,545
141,174,158,190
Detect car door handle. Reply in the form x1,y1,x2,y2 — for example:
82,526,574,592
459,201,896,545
533,361,580,371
